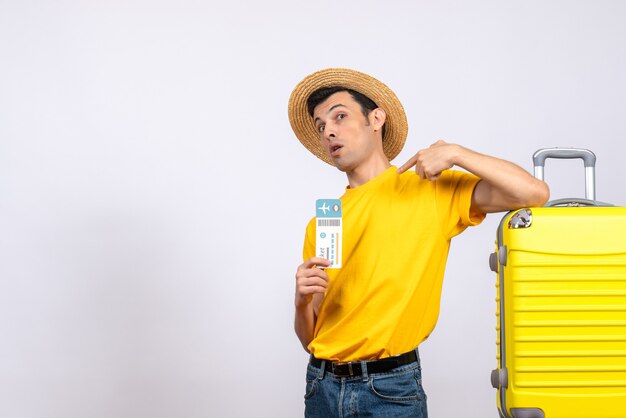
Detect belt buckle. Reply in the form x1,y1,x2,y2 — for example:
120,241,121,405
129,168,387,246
333,361,356,377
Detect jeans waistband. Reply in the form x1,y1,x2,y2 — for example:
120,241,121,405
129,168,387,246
309,348,419,378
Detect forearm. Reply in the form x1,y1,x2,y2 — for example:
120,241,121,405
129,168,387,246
294,303,316,352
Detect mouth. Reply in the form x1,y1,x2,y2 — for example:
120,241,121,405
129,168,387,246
329,144,343,157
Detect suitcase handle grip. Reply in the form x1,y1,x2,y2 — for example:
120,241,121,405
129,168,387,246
533,148,596,168
532,148,596,200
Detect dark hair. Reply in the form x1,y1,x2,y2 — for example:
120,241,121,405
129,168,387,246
306,86,386,138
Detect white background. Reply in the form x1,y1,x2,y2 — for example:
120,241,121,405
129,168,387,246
1,1,625,417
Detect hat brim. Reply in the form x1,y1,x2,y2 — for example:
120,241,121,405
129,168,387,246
288,68,408,166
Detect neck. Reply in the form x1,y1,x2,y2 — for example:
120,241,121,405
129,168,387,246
346,156,391,188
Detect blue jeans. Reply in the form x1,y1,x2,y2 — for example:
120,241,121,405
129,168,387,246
304,349,428,417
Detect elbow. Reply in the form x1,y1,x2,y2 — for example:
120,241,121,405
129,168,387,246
527,180,550,207
509,179,550,209
296,333,312,353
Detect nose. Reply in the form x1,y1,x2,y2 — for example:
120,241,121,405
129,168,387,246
323,122,337,141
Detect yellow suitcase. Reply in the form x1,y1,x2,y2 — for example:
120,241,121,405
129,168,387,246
491,148,626,418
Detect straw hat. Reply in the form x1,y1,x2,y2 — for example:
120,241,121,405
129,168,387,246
288,68,408,165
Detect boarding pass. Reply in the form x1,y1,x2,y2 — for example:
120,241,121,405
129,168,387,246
316,199,342,268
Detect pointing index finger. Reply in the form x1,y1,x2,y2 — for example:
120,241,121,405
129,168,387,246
397,155,417,174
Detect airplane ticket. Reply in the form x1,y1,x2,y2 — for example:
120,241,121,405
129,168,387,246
315,199,342,268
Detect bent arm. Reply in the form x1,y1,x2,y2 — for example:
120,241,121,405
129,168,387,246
294,258,329,351
399,141,549,213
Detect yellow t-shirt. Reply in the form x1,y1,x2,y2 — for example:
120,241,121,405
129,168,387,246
302,166,485,361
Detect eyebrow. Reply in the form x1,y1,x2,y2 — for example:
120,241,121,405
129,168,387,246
313,104,347,125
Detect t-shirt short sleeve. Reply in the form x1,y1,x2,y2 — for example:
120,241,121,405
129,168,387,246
435,170,486,239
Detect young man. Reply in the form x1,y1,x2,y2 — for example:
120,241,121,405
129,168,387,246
288,68,549,417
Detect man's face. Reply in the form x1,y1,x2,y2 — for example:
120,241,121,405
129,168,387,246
312,91,380,172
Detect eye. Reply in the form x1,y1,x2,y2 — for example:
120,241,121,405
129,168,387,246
317,124,325,133
337,113,346,120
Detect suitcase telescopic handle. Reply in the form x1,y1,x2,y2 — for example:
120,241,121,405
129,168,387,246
532,147,596,201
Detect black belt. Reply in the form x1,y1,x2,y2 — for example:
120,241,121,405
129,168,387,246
309,349,417,378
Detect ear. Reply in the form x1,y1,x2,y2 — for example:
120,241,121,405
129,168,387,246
370,108,386,132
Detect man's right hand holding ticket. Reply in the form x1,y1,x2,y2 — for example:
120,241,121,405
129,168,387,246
294,257,330,350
